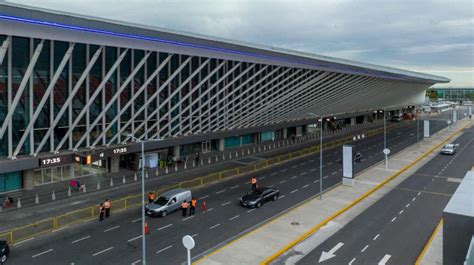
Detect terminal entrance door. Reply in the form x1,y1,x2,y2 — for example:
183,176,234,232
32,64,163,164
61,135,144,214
202,141,211,153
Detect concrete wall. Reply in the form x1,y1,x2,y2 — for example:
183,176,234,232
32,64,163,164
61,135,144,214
443,212,474,264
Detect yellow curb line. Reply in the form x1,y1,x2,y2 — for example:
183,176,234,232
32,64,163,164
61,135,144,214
259,123,468,264
415,218,443,265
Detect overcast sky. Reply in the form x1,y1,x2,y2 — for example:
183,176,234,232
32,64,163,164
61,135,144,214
7,0,474,87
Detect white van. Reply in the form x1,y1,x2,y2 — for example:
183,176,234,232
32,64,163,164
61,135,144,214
391,113,403,122
145,188,192,217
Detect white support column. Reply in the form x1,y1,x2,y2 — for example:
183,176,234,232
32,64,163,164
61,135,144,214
219,138,225,151
0,36,10,66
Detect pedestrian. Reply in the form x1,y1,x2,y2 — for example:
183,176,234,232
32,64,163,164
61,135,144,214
99,203,105,222
190,197,197,215
104,199,112,218
181,200,189,217
148,192,156,203
251,176,258,191
195,152,200,166
76,180,81,191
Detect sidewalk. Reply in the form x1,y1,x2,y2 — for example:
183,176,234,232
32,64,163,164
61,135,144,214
0,120,386,230
195,120,471,265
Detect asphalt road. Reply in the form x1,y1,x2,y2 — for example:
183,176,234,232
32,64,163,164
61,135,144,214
297,125,473,265
6,119,449,265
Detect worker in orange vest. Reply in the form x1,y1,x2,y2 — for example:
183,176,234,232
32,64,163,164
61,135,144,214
190,197,197,215
148,192,156,203
251,176,258,191
181,200,189,217
104,199,112,218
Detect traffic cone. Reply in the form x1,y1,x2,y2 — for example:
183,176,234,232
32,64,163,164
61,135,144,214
200,200,207,212
144,222,149,235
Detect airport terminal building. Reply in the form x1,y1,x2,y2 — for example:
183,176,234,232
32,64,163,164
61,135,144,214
0,3,449,192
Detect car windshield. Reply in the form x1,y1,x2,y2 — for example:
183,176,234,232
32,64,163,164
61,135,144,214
248,190,263,196
153,196,169,206
444,144,454,149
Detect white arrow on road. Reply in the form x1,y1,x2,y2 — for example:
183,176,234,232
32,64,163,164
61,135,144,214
319,242,344,263
378,254,391,265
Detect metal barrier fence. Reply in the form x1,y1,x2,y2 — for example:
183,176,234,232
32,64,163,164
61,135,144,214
0,122,407,245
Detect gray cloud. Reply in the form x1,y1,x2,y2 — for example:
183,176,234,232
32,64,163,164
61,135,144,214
6,0,474,86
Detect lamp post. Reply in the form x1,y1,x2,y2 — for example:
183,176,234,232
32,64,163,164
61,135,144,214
308,112,324,199
123,133,161,265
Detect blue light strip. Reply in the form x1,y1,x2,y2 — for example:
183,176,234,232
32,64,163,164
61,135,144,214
0,13,423,81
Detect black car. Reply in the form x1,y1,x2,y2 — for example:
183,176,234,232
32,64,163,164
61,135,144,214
0,240,9,264
240,187,280,208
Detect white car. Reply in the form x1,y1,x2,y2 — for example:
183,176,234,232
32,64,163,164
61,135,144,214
441,144,459,155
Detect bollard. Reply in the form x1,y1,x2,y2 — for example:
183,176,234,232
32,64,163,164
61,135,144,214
235,151,238,157
35,194,39,204
259,146,261,152
146,171,149,179
273,143,276,149
192,160,195,167
155,168,159,176
229,152,232,159
184,163,187,170
264,145,266,151
68,186,72,197
241,149,244,156
174,164,178,172
200,159,203,166
82,184,86,193
17,198,22,208
247,149,250,155
52,190,56,201
253,147,256,153
165,167,169,174
97,181,101,190
222,154,225,161
134,173,138,181
123,176,126,184
110,178,114,187
215,156,218,162
208,157,211,164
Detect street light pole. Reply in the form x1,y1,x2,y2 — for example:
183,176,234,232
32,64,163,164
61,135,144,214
319,116,323,200
383,110,388,170
141,140,146,265
417,117,419,147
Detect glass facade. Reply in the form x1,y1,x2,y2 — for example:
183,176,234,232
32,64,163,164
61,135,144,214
428,88,474,101
0,171,22,192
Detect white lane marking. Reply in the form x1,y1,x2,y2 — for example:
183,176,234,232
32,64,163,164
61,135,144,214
300,172,307,176
260,176,266,180
417,192,421,196
83,218,94,223
331,171,337,175
72,236,91,244
279,195,286,199
192,233,198,237
303,184,310,189
313,180,319,183
300,162,306,166
310,168,316,172
157,224,173,231
399,210,404,215
291,176,298,179
104,225,120,233
269,185,275,188
131,259,141,265
183,216,194,221
406,203,410,208
156,245,173,254
281,169,288,172
327,162,333,166
373,234,380,240
52,226,69,233
92,247,114,256
378,254,392,265
14,237,35,246
128,235,143,242
280,180,287,184
216,189,226,194
132,218,142,223
361,245,369,253
32,249,53,258
292,165,298,168
412,197,416,202
207,208,214,212
391,217,397,223
247,209,256,213
230,185,239,190
309,159,314,162
323,176,329,179
290,189,298,194
221,201,231,206
271,172,277,176
229,215,240,221
209,223,221,230
349,258,356,265
199,195,209,200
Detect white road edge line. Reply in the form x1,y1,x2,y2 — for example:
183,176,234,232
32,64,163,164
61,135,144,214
52,226,69,233
157,224,173,231
156,245,173,254
14,237,34,246
128,235,143,242
32,249,53,258
72,235,91,244
92,247,113,257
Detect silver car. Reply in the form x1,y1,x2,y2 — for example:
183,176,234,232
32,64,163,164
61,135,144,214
441,144,458,155
145,188,192,217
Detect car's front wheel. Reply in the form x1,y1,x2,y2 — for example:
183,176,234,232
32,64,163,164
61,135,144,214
256,202,262,208
273,195,278,201
160,211,167,217
1,253,7,263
